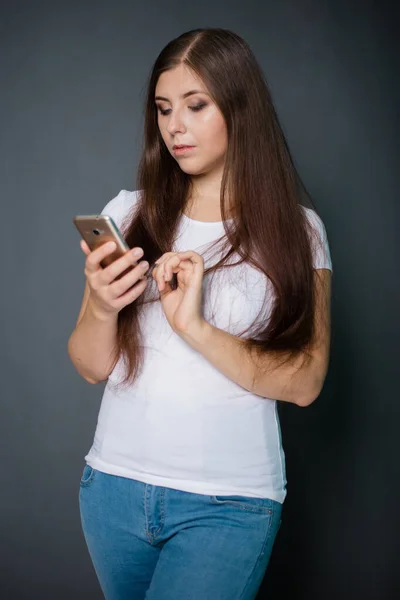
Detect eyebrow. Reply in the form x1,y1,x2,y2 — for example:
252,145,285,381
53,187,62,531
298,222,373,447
154,89,208,102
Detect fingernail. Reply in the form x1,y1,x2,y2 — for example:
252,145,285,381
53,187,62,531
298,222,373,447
132,248,143,258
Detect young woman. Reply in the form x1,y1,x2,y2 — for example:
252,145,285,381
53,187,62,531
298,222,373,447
68,27,332,600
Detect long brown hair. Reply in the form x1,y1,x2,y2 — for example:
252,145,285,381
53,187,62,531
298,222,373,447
110,28,327,390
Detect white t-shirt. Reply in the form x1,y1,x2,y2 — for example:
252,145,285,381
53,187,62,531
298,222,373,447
85,189,332,503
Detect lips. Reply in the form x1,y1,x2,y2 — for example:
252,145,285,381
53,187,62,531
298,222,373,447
173,144,194,149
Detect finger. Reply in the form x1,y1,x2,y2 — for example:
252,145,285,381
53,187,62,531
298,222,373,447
109,260,150,298
176,254,203,289
112,276,149,309
164,255,181,282
174,258,193,272
176,250,204,265
148,255,165,283
80,239,91,255
85,241,117,273
154,260,166,291
156,255,181,290
176,251,204,276
100,247,145,283
150,252,175,272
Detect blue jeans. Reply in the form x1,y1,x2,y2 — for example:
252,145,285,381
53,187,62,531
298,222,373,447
79,464,282,600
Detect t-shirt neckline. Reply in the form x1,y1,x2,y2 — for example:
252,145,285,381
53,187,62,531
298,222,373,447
182,212,233,226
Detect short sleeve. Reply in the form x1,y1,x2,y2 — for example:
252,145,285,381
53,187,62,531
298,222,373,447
100,189,140,232
302,207,333,272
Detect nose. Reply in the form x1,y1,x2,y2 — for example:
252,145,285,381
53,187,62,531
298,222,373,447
166,108,186,136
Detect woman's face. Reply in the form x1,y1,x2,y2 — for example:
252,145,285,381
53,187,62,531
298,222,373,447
155,64,228,176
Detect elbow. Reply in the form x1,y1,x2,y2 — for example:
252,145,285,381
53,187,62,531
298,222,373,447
295,392,318,408
86,375,109,384
296,359,329,407
84,376,101,384
73,370,104,385
67,339,108,385
84,370,110,384
295,381,324,408
83,371,109,384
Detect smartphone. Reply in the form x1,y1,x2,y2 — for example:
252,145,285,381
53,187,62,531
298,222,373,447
73,214,137,279
73,214,176,289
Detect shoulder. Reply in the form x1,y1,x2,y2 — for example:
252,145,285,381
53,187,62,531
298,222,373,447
299,206,333,272
100,189,141,230
300,205,326,231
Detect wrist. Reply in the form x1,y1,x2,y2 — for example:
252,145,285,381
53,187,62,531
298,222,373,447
86,299,118,324
178,319,213,349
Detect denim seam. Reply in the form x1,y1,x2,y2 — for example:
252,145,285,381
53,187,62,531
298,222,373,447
144,485,166,543
80,465,96,487
210,496,273,515
144,485,153,544
237,508,274,600
153,486,165,536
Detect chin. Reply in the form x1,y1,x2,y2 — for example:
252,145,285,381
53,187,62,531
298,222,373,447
176,164,208,176
175,158,214,175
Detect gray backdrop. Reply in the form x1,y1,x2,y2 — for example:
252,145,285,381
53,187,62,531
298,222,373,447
1,1,398,599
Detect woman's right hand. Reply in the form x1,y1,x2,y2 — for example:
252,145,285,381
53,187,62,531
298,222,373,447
80,239,150,319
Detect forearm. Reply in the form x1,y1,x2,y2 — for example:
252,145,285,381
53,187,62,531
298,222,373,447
180,322,319,406
67,301,119,384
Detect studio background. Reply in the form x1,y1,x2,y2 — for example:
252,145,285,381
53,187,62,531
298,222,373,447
1,1,398,599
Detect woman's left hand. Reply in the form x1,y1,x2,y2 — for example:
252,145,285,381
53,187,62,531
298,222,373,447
151,250,206,336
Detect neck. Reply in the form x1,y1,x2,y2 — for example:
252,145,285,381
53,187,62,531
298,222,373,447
185,169,233,221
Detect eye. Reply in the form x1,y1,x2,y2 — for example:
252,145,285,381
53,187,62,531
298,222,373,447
156,102,207,116
157,107,171,116
189,103,207,112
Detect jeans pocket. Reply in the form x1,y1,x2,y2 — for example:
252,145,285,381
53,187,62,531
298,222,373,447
210,495,274,515
80,464,96,487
